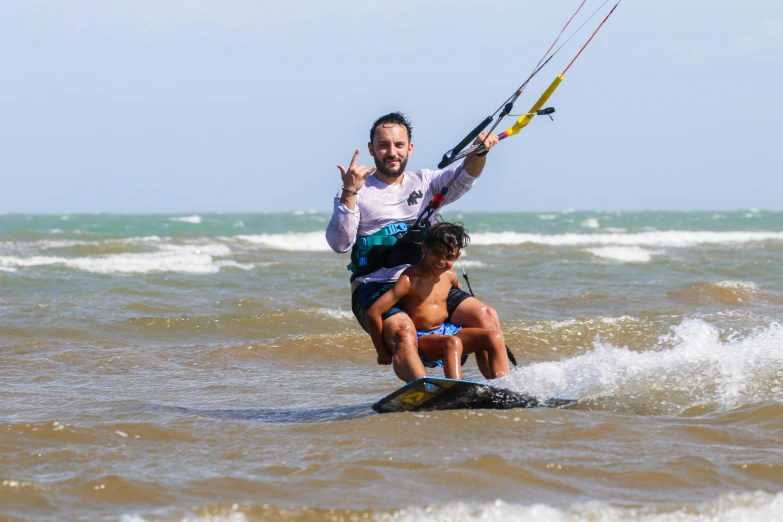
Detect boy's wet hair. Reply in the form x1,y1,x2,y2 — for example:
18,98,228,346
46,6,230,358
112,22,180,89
425,222,470,252
370,112,413,143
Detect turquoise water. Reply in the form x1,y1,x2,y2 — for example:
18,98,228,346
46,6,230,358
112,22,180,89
3,210,782,238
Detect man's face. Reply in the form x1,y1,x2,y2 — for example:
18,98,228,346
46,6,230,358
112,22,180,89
368,123,413,178
422,243,459,274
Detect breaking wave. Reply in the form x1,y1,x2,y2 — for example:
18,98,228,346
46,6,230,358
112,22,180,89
502,319,783,414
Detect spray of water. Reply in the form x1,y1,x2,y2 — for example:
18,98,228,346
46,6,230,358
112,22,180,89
502,319,783,415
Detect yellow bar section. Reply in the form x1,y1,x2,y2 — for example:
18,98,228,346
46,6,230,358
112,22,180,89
503,75,563,137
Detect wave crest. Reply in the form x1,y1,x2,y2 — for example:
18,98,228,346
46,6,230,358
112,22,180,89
502,319,783,414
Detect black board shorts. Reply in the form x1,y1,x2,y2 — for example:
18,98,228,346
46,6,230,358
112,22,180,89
351,281,473,333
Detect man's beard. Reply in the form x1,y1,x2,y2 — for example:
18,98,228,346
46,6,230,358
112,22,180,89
374,156,408,178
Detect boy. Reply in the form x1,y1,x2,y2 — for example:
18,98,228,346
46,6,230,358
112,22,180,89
366,222,509,380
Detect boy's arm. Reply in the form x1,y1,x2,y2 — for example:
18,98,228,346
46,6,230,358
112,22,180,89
366,275,412,363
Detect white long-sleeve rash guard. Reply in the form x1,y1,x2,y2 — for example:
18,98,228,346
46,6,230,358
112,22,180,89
325,160,477,284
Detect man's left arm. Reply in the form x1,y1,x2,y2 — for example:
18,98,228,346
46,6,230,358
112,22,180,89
463,132,500,178
428,131,500,206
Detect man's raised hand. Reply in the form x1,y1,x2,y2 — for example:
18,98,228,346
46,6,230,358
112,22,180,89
474,131,499,151
337,149,376,192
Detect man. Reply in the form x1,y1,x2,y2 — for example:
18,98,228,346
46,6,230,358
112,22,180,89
326,112,505,383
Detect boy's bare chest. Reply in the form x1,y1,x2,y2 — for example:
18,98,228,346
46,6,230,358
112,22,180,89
405,276,452,307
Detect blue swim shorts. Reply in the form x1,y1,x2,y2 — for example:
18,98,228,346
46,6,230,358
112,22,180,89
416,322,468,369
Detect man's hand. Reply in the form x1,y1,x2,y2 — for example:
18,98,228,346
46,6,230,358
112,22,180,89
376,351,392,365
474,131,499,151
337,149,376,193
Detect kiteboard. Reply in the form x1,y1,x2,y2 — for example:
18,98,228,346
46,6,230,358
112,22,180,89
372,376,576,414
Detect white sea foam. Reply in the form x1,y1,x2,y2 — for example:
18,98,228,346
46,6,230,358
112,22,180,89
538,214,556,220
584,246,659,263
12,229,780,258
503,319,783,411
457,259,488,268
233,232,330,251
6,229,783,264
121,513,248,522
714,280,759,292
120,492,783,521
469,230,783,247
580,218,600,229
600,315,640,325
0,244,249,275
215,260,255,271
311,308,354,320
169,215,202,224
0,239,90,250
0,236,164,252
524,316,640,334
224,229,783,252
377,492,783,522
526,318,579,332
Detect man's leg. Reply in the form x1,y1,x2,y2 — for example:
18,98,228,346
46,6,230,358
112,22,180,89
382,313,427,383
450,296,505,379
352,282,428,383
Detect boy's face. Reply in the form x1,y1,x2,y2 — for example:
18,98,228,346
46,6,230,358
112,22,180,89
422,243,460,273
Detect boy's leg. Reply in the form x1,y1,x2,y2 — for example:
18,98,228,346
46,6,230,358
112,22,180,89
418,334,464,380
454,328,509,379
448,295,504,379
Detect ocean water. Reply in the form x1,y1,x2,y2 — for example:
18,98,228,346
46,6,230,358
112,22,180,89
1,210,782,522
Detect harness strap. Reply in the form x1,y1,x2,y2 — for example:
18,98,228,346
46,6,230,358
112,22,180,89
347,221,426,277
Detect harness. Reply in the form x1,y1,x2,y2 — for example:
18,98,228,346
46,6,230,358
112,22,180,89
347,221,429,281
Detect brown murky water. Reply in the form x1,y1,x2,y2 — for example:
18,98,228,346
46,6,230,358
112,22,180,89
2,212,783,521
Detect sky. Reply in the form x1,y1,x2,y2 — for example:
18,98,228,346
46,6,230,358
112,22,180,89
0,0,781,213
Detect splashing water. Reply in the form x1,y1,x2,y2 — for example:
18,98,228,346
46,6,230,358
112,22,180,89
503,319,783,415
